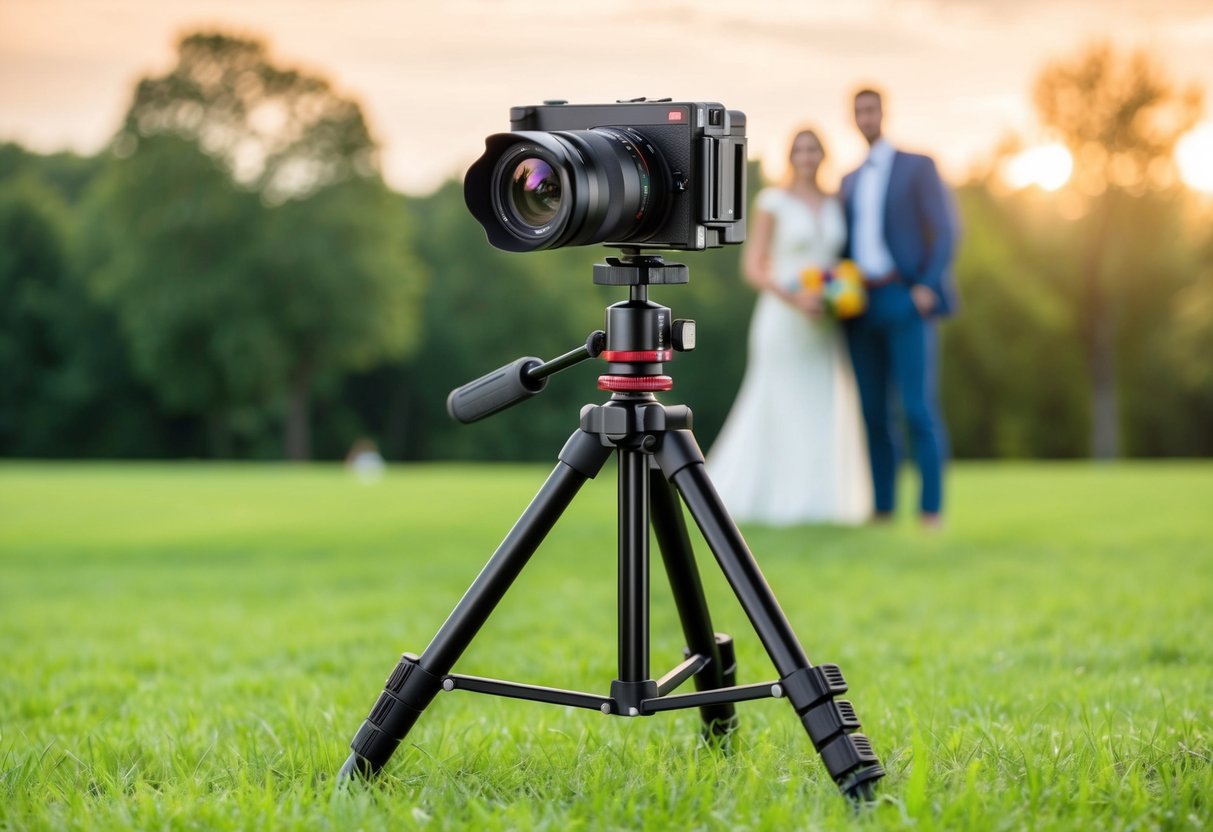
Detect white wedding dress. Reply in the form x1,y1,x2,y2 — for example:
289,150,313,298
706,188,872,526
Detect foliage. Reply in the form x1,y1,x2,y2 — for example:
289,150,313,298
941,185,1088,457
1034,43,1202,198
1,461,1211,829
120,31,378,203
0,172,174,458
1169,232,1213,397
0,142,106,203
0,177,77,452
1032,43,1205,457
1159,224,1213,455
79,32,426,459
81,139,261,415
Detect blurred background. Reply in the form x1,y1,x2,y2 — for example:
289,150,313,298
2,0,1211,463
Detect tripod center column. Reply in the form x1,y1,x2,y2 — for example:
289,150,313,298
618,448,650,683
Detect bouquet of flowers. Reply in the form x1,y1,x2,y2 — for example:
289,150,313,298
800,260,867,319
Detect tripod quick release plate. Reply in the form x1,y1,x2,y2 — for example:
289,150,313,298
594,256,689,286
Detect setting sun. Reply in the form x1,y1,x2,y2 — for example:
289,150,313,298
1003,144,1073,191
1176,122,1213,194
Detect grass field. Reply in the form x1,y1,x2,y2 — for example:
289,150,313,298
1,461,1211,830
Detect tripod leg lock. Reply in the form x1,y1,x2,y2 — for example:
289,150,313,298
802,698,861,746
780,663,849,713
348,653,444,770
780,664,884,787
819,732,881,782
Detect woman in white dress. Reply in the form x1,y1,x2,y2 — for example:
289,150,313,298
707,129,871,526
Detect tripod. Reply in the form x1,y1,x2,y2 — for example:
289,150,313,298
337,253,885,801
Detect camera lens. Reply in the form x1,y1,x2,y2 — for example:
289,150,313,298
507,158,561,227
465,127,670,252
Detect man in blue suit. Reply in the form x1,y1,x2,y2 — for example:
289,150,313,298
841,88,958,527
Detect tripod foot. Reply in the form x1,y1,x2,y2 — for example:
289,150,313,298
336,752,374,783
701,713,740,749
840,764,886,806
338,653,444,783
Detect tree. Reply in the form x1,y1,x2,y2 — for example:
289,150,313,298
85,32,425,459
941,184,1089,458
0,142,106,204
1033,43,1203,457
255,176,423,459
118,32,377,204
0,168,171,458
1163,227,1213,454
0,177,75,454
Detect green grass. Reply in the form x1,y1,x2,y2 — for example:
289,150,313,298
1,460,1211,830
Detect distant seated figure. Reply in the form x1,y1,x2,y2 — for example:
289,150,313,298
345,438,385,483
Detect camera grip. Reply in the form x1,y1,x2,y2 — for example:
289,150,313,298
447,357,548,424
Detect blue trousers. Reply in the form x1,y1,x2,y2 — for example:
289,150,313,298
844,285,948,515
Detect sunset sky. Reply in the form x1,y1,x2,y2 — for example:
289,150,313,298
2,0,1212,194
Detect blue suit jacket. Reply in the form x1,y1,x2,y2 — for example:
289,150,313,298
841,150,959,317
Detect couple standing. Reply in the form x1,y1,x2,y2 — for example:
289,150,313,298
709,88,958,528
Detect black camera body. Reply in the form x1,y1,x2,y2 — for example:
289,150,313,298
465,100,747,253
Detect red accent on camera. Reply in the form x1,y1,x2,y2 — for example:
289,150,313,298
601,350,673,363
598,375,673,392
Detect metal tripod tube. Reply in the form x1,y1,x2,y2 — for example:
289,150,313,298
617,448,650,682
648,464,737,734
655,431,810,677
339,429,611,780
653,430,887,798
424,433,608,672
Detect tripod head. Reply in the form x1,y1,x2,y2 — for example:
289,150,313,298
446,250,696,424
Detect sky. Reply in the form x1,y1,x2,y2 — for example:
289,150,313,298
2,0,1212,194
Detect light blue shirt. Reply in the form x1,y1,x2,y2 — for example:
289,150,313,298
852,138,897,278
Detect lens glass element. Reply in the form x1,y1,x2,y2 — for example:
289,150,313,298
508,158,561,227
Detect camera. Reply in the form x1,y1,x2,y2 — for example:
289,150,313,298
465,99,747,253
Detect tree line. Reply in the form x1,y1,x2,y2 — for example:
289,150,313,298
2,33,1211,461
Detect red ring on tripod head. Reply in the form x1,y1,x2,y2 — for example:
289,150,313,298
598,375,673,392
601,349,673,363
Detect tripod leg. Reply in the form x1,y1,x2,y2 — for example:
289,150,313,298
610,448,657,714
338,429,612,782
654,430,885,801
648,461,738,738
